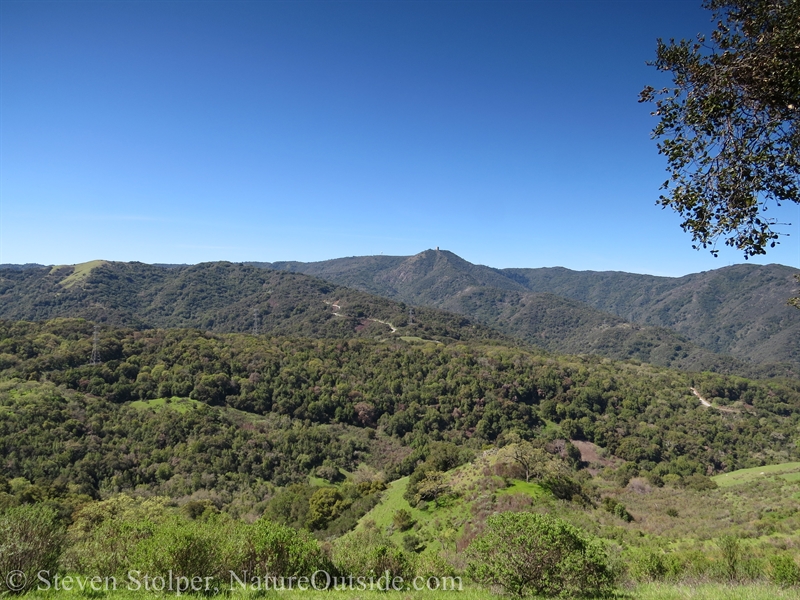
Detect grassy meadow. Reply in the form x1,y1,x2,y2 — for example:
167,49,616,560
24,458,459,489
19,583,800,599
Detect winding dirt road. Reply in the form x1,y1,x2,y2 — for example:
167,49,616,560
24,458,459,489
325,301,397,333
690,388,738,413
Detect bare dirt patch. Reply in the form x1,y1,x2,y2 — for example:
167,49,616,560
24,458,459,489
572,440,621,474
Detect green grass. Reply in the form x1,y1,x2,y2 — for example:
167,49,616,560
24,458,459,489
540,419,563,436
354,474,471,552
308,468,350,487
128,397,202,414
353,456,551,554
356,476,413,532
22,582,800,599
55,260,107,289
22,586,492,599
497,479,547,498
712,462,800,488
628,582,800,600
400,336,443,344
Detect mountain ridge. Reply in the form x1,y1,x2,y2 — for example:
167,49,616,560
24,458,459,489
0,260,504,344
2,251,797,376
255,249,800,371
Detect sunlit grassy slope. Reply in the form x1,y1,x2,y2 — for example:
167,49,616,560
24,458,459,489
353,452,551,552
129,397,203,414
712,462,800,488
54,260,108,288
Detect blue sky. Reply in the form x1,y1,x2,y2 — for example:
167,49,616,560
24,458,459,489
1,0,798,276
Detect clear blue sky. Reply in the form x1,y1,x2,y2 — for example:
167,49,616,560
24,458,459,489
2,0,798,276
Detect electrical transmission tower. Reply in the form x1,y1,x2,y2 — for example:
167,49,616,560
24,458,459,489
409,307,415,325
252,308,259,336
90,324,100,365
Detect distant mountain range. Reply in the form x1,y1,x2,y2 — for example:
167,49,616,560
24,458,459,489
0,261,501,343
255,249,800,375
1,250,798,376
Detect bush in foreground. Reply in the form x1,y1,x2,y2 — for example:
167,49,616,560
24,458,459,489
770,553,800,587
0,504,64,593
466,511,616,598
231,518,331,579
331,526,413,580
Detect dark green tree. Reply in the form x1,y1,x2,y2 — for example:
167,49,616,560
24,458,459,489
466,512,616,598
640,0,799,258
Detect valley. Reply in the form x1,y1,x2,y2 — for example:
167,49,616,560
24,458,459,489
1,253,799,597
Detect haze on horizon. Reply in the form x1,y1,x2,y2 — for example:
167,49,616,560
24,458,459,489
1,0,798,277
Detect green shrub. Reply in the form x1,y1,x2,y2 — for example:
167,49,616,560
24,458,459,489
0,504,64,593
332,527,412,580
543,474,584,501
230,518,331,579
770,554,800,587
738,555,765,582
306,487,347,530
132,516,226,586
402,533,425,554
320,493,382,538
67,516,157,577
466,511,616,598
682,474,718,492
263,483,317,529
662,552,691,581
629,549,667,582
182,499,219,520
315,464,344,483
601,497,633,522
627,547,723,583
678,549,713,580
405,470,451,506
62,495,170,576
660,474,681,487
717,535,741,581
645,472,664,487
392,509,416,532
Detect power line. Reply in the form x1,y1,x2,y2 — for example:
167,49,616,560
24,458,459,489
90,324,100,366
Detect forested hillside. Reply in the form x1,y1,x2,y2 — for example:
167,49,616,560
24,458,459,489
2,319,800,595
261,250,800,373
2,319,798,506
0,261,500,343
505,262,800,365
436,288,761,375
2,253,798,375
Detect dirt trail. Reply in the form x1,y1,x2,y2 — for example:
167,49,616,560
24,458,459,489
324,301,397,333
690,387,713,407
690,388,738,413
367,318,397,333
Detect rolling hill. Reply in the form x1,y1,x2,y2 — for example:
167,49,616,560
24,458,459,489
0,261,502,343
259,249,800,374
2,251,798,375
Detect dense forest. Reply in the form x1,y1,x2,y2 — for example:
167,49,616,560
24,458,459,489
264,249,800,371
3,255,799,378
2,318,800,596
0,261,503,343
2,318,798,506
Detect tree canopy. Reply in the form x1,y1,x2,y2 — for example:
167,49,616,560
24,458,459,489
640,0,799,258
